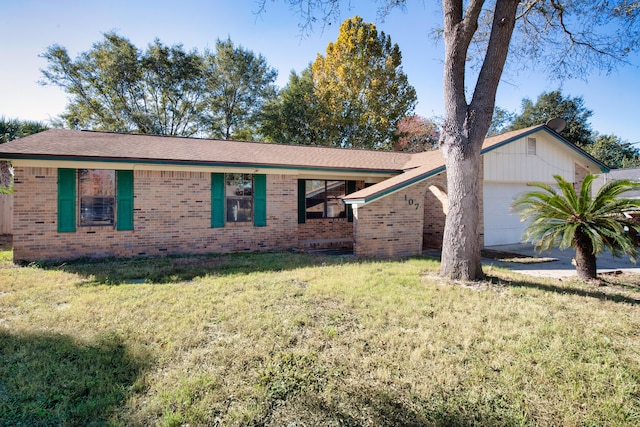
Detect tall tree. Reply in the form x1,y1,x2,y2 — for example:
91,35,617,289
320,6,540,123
41,33,207,136
509,90,593,147
587,134,640,168
259,68,323,144
0,118,48,191
393,115,439,152
263,1,640,280
311,16,417,149
513,174,640,280
203,38,278,140
487,106,515,136
507,90,640,167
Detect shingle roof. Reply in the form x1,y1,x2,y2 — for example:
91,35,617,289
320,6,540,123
0,125,609,203
344,124,609,204
0,129,413,172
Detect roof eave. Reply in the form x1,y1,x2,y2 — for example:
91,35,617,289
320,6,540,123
3,153,403,175
481,125,610,173
343,166,446,205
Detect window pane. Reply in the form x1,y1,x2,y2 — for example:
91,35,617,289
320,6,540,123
78,169,115,226
79,169,115,197
226,173,253,197
305,180,346,219
226,197,253,222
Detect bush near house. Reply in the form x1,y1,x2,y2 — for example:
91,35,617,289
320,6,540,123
1,249,639,426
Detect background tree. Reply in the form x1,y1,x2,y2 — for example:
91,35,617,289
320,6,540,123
0,117,48,191
508,90,593,147
41,33,206,136
587,134,640,168
203,38,278,140
261,0,640,280
513,174,640,280
259,68,323,144
393,115,439,152
487,106,515,136
311,16,417,149
504,90,640,167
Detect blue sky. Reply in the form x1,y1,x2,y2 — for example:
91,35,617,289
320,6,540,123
1,0,638,143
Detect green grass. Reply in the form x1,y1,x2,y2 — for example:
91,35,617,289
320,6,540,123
1,247,640,426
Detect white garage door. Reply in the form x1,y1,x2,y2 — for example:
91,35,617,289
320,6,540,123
483,183,531,246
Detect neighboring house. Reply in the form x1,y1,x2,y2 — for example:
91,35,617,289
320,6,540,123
0,125,607,262
592,168,640,199
592,168,640,244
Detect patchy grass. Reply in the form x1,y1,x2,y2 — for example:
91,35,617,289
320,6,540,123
1,247,640,426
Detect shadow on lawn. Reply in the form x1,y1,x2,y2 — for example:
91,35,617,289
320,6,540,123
262,385,523,426
0,330,150,426
36,251,375,286
487,275,640,305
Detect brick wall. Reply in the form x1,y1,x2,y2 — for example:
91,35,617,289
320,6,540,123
353,182,427,258
12,168,298,262
422,172,448,249
574,163,590,191
298,219,353,249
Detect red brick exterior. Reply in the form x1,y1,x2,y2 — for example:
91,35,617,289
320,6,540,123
11,166,484,262
298,219,353,250
12,167,299,262
353,182,428,258
422,172,448,249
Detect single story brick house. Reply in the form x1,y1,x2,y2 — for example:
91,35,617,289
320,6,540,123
0,124,607,262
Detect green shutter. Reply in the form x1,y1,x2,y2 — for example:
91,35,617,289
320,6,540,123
253,174,267,227
347,180,356,222
298,179,306,224
211,173,225,228
57,168,76,233
116,170,134,231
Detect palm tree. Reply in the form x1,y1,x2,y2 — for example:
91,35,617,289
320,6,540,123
512,174,640,280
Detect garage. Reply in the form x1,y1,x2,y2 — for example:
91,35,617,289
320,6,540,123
483,182,532,246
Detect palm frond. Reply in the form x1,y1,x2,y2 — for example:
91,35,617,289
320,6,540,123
511,174,640,263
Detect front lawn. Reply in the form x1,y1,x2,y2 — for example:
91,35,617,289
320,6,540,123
1,248,639,426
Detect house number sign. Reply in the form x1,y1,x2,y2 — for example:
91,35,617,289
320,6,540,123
404,194,420,210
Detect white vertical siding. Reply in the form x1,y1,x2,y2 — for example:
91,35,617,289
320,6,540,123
484,133,576,183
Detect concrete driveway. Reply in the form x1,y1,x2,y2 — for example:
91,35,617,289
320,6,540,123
483,243,640,278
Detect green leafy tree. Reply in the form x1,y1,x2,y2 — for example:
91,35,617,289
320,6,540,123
204,38,278,140
259,68,323,144
264,1,639,280
0,117,48,191
41,33,207,136
513,174,640,280
487,106,515,136
586,134,640,169
311,16,417,150
393,115,439,152
507,90,640,167
508,90,593,147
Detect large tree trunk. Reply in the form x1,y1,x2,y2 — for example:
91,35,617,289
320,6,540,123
440,139,484,280
573,228,597,280
439,0,519,280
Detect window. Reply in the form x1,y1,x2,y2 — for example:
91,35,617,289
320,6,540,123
79,169,116,226
226,173,253,222
527,137,537,155
211,173,266,227
305,180,346,219
57,168,133,232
